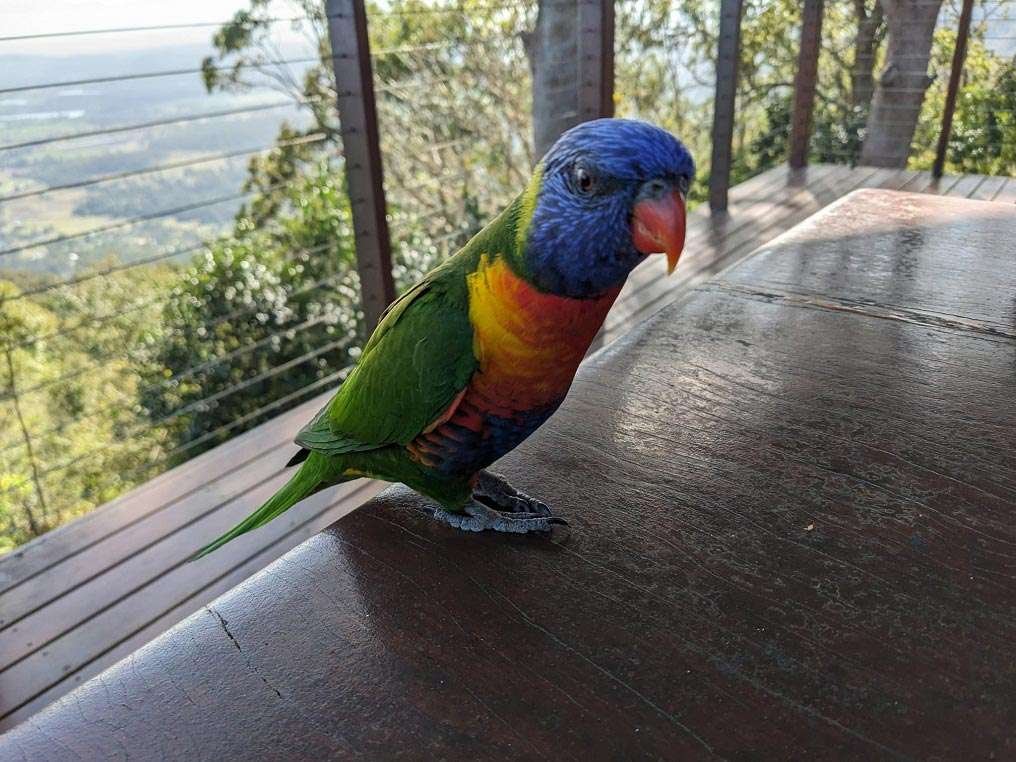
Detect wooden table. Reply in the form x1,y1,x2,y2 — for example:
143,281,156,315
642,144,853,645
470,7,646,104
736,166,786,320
3,189,1015,760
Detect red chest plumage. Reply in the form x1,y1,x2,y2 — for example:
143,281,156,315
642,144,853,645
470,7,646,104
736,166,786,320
466,255,620,414
407,255,619,472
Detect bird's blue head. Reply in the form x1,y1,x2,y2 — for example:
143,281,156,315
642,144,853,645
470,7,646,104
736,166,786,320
519,118,695,298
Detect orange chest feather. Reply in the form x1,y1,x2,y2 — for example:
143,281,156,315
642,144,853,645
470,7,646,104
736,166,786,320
466,256,619,410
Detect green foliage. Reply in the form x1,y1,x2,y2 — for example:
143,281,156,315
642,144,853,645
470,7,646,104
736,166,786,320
1,271,172,548
946,58,1016,174
198,0,535,284
910,28,1016,175
136,158,362,460
747,93,793,173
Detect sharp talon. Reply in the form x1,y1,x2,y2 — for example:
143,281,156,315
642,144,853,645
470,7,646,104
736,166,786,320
548,517,568,526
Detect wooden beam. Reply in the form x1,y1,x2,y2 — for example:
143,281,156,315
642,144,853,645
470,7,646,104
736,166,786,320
933,0,974,179
709,0,744,213
577,0,615,120
789,0,824,169
325,0,396,329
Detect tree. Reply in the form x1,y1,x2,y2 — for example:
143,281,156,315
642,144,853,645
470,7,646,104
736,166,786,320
201,0,536,282
944,58,1016,174
851,0,885,113
1,272,170,548
524,0,580,159
860,0,944,167
201,1,338,226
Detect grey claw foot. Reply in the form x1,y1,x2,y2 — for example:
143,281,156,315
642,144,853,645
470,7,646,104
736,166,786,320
473,470,552,517
434,500,566,535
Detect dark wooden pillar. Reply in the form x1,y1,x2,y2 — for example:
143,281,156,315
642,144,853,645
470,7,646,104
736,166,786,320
709,0,744,213
789,0,824,169
325,0,396,329
578,0,615,121
933,0,974,179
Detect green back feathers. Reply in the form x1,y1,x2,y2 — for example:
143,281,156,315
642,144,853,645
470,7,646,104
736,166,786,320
294,188,541,457
308,275,475,450
514,163,543,256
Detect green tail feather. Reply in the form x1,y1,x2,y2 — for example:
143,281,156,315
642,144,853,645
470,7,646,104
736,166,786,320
191,452,331,560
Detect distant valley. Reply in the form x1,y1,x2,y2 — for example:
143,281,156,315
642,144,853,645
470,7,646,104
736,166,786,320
0,43,314,280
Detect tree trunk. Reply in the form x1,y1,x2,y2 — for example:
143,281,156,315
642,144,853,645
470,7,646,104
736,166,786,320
860,0,942,167
524,0,580,161
851,0,884,111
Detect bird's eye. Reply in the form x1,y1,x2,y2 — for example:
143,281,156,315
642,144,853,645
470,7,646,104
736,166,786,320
572,164,597,196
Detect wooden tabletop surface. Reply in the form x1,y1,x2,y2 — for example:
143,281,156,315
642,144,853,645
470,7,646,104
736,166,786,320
3,189,1015,760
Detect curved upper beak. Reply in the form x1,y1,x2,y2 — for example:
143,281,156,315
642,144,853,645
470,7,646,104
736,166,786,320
632,181,687,275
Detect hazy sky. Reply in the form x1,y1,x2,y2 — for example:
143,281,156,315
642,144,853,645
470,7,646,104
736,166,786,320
1,0,301,55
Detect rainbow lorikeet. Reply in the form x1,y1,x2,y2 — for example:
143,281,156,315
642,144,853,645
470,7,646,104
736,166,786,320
195,119,693,557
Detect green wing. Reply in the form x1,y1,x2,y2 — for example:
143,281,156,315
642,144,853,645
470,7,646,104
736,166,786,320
295,266,476,456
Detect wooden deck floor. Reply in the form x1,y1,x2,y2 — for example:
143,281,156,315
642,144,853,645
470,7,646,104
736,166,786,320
1,164,1013,731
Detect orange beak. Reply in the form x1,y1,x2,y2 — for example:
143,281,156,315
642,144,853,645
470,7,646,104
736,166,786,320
632,190,686,275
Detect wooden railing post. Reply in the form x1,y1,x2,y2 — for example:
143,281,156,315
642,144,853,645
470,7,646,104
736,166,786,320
578,0,615,121
933,0,974,179
709,0,744,213
789,0,824,169
325,0,396,330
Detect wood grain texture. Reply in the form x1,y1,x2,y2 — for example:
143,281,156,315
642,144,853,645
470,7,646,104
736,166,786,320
4,189,1013,759
969,174,1008,201
598,164,923,350
708,0,744,211
325,0,396,327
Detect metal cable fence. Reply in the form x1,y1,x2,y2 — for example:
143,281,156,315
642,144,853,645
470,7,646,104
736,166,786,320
616,0,1015,201
0,10,361,550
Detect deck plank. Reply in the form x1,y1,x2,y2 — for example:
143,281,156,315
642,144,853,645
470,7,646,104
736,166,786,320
606,166,852,325
924,173,966,195
601,165,891,346
1,433,291,636
600,165,844,343
0,392,330,594
614,164,815,299
991,177,1016,203
906,171,934,194
969,175,1009,200
944,173,989,198
0,477,383,730
0,435,362,669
